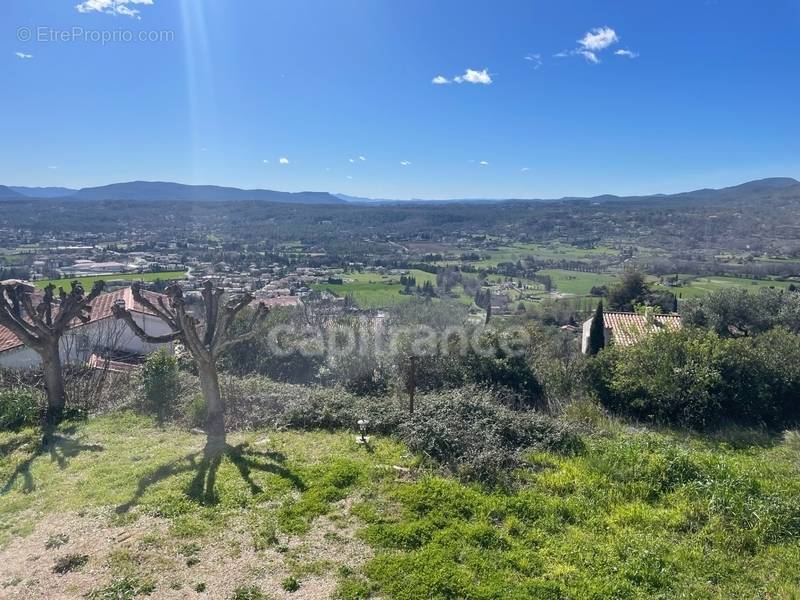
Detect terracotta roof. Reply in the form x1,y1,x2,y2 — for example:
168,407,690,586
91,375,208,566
602,311,682,347
0,287,168,354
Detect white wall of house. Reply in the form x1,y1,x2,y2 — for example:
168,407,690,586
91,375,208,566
0,313,173,369
580,317,611,354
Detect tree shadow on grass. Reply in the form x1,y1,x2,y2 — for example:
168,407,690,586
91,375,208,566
116,441,306,514
1,424,105,494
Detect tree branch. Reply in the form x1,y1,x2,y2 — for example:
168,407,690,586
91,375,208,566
111,305,183,344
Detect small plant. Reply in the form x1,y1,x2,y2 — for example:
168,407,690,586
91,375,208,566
180,541,201,566
140,349,180,425
45,533,70,549
194,582,207,593
231,585,266,600
281,577,300,593
52,553,88,574
86,576,155,599
0,387,40,430
187,394,207,428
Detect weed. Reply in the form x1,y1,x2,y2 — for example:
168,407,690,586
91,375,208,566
52,553,89,574
281,577,300,592
230,585,267,600
45,533,70,549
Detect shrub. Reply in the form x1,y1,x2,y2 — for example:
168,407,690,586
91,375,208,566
399,387,582,485
140,349,180,425
587,327,800,428
0,387,40,430
186,394,207,428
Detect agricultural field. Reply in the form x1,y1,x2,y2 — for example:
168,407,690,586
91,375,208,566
311,269,438,309
653,275,798,300
33,271,188,291
537,269,619,296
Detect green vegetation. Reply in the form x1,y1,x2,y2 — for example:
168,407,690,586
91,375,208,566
33,270,188,290
2,410,800,597
311,269,437,308
537,269,619,295
654,275,797,299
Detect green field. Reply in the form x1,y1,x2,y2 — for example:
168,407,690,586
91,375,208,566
655,275,798,300
537,269,619,295
34,270,188,290
311,269,438,308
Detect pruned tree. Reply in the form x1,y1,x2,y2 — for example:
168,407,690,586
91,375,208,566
0,279,105,426
112,281,268,451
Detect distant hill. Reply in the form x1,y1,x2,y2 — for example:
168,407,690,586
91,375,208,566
3,177,798,206
0,185,25,199
338,177,800,205
68,181,345,204
10,186,76,198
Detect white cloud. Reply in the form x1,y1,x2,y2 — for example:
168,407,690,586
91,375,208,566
578,26,618,51
521,167,530,172
579,50,600,64
279,157,289,165
400,160,411,166
454,68,492,85
479,160,489,166
75,0,153,19
358,156,366,161
346,175,353,180
348,158,355,163
553,51,570,58
48,166,58,170
615,49,639,58
14,51,33,59
524,54,542,69
434,68,493,86
262,159,269,164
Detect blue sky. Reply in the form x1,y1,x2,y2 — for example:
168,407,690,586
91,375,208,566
2,0,799,199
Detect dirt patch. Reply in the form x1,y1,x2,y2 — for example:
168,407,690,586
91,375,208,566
0,497,372,600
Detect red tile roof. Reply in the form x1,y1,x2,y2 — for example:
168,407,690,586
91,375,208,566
0,287,168,354
602,311,683,347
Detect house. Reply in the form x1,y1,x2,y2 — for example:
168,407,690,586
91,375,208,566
0,287,174,369
581,310,682,354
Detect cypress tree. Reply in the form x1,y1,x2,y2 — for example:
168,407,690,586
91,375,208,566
588,300,605,355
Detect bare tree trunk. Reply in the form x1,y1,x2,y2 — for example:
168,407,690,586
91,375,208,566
198,361,226,451
42,342,66,427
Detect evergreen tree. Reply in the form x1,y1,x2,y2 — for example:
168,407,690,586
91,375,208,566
588,300,606,355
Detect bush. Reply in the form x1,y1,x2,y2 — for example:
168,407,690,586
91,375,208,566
0,387,40,430
399,387,582,485
588,327,800,428
140,349,180,425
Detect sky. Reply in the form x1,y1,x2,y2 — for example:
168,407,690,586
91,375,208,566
2,0,800,200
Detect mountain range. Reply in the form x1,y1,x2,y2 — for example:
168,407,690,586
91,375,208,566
1,177,798,205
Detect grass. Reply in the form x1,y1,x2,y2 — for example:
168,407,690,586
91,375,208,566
2,412,800,597
311,269,438,309
537,269,619,295
33,270,188,290
653,274,797,300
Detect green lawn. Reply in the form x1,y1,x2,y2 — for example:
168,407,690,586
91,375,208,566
33,270,188,290
2,412,800,598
